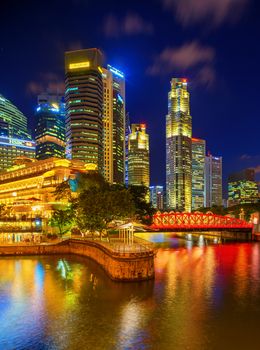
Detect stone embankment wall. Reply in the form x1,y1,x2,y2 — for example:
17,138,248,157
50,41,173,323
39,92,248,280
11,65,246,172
0,240,155,282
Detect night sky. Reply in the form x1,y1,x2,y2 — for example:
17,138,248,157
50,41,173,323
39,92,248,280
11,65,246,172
1,0,260,196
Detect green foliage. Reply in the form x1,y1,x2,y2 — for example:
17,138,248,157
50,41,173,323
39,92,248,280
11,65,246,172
75,184,135,234
128,185,156,225
49,209,74,236
53,181,72,201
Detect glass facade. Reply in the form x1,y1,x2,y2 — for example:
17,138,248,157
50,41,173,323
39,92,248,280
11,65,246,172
150,186,164,210
35,92,65,160
0,94,35,170
166,78,192,212
128,124,150,188
205,155,223,207
228,169,258,206
192,138,206,210
65,49,104,172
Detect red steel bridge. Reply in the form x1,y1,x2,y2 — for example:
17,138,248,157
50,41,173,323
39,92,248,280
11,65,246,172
151,211,253,231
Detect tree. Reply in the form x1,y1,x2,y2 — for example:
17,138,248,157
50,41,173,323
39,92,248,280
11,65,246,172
0,204,6,218
75,185,135,236
128,185,156,225
53,181,73,202
49,209,74,236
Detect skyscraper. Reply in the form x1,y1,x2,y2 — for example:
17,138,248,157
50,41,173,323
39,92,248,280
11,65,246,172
150,186,164,210
35,92,65,160
125,112,131,185
108,65,125,184
102,68,113,183
192,138,206,210
102,65,125,184
166,78,192,212
0,94,35,170
65,48,104,172
205,154,222,207
128,124,150,188
228,168,259,206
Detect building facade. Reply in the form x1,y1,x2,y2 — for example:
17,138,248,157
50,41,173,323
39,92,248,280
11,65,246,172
192,138,206,210
125,112,131,185
35,92,65,160
150,186,164,210
65,48,104,172
128,124,150,188
166,78,192,212
0,94,35,170
228,168,259,206
108,65,125,184
205,154,223,207
0,157,87,239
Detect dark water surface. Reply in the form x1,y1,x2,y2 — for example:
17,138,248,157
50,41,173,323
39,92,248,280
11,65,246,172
1,233,260,350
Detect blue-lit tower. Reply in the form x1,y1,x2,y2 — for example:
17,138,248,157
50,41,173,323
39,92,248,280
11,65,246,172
35,92,65,160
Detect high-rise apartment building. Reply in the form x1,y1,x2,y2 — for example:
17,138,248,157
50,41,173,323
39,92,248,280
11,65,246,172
205,154,222,207
192,138,206,210
35,92,65,160
0,94,35,170
150,185,164,210
166,78,192,212
128,124,150,188
102,65,125,184
228,168,259,206
65,48,104,172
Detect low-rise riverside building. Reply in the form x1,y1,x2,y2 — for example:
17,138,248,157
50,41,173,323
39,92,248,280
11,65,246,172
0,157,87,241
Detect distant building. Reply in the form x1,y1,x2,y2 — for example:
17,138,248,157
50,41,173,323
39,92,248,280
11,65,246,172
35,92,65,160
150,186,164,210
228,168,259,206
192,138,206,210
205,154,222,207
166,78,192,212
128,124,150,188
65,48,104,172
0,94,35,170
102,65,125,184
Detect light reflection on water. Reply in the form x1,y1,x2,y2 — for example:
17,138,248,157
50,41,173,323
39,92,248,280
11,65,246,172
1,233,260,350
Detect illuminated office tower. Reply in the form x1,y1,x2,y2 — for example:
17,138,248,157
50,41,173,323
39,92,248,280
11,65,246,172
150,185,164,210
65,48,104,172
102,68,113,183
128,124,150,188
205,154,222,207
0,94,35,170
35,92,65,160
228,168,258,206
166,78,192,212
102,65,125,184
108,64,125,184
125,112,131,185
192,138,206,210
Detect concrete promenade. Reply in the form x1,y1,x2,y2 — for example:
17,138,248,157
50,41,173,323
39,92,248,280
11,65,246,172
0,238,155,282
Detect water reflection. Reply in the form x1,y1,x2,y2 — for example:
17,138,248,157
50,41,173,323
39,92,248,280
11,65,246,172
0,236,260,349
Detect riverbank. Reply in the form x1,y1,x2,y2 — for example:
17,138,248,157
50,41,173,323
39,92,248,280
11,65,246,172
0,238,155,282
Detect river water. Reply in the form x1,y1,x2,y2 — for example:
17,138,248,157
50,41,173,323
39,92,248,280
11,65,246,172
1,233,260,350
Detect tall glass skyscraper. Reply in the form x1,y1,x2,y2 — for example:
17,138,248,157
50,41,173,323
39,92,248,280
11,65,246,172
0,94,35,170
150,185,164,210
205,154,223,207
108,64,125,185
192,138,206,210
65,48,104,172
102,65,125,184
166,78,192,212
35,92,65,160
128,124,150,188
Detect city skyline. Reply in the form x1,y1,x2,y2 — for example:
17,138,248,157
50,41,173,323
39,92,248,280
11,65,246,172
1,0,260,192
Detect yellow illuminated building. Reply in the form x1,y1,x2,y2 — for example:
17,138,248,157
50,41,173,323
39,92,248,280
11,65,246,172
128,124,150,189
166,78,192,212
0,157,87,238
